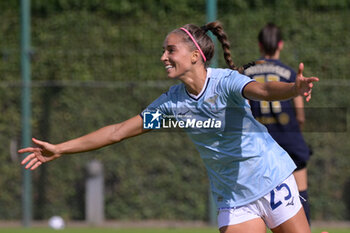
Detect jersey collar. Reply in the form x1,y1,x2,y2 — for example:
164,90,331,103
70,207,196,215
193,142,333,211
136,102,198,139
185,68,211,100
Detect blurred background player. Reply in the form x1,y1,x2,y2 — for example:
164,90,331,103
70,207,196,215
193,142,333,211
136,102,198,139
244,23,312,224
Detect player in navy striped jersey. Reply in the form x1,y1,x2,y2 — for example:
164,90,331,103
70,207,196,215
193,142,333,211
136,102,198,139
244,23,311,224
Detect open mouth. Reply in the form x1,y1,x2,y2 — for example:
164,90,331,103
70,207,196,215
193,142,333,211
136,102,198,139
165,65,174,71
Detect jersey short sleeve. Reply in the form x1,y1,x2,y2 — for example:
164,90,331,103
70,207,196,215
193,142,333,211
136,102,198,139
218,69,255,101
140,92,171,119
140,84,183,119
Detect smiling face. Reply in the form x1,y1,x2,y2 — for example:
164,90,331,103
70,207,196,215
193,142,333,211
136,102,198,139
160,32,196,79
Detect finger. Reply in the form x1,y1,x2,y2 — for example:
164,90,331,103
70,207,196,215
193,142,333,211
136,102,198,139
305,89,312,102
21,153,35,165
305,87,312,94
32,138,46,146
306,93,312,102
298,63,304,76
18,148,36,154
30,161,43,170
306,77,319,83
25,158,38,170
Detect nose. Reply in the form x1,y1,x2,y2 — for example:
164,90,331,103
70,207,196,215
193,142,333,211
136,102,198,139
160,51,167,62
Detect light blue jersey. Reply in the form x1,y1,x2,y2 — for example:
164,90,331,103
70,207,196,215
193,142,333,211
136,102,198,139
141,68,296,208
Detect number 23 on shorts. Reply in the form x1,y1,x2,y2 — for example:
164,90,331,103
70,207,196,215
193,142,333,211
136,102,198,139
270,182,292,210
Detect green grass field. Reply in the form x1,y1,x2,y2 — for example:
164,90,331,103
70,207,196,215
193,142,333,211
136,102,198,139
0,227,349,233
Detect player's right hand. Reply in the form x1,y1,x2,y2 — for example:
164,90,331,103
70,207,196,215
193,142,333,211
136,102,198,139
18,138,61,170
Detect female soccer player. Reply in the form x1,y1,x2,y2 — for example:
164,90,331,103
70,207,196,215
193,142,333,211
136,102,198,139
244,23,312,224
19,21,318,233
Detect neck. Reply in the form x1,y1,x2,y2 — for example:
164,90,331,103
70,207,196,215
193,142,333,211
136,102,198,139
182,67,207,96
264,51,280,60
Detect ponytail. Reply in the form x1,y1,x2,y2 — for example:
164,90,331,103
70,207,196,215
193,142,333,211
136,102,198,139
205,22,237,70
176,21,264,73
204,22,264,73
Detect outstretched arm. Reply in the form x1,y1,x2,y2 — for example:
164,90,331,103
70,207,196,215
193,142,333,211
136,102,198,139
243,63,319,102
19,115,148,170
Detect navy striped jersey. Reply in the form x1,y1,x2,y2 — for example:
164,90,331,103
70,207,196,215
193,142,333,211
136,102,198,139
244,59,310,160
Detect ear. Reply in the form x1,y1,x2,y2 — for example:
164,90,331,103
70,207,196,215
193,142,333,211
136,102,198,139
191,50,201,64
278,41,284,50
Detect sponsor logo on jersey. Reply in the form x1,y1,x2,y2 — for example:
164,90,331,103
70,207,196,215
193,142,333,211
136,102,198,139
143,110,222,129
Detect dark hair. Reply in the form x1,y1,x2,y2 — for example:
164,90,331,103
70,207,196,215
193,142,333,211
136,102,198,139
172,21,236,70
258,23,282,56
172,21,261,73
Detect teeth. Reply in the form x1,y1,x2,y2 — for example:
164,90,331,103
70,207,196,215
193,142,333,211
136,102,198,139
165,65,173,69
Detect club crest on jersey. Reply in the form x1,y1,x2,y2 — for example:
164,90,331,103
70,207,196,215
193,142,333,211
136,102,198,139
205,94,219,104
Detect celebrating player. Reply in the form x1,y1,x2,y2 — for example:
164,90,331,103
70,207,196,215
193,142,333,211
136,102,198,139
19,21,318,233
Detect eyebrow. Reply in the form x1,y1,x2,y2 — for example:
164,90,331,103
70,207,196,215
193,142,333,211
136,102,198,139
163,45,176,49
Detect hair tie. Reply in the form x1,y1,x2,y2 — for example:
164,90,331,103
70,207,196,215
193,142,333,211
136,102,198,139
180,27,207,62
200,25,209,32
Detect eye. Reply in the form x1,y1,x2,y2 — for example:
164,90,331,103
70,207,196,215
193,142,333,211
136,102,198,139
168,48,176,54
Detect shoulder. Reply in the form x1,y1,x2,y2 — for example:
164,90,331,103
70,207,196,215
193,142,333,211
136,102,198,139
209,68,245,81
162,82,185,97
168,83,184,93
245,59,296,81
274,60,297,81
208,67,231,78
274,60,296,75
143,84,183,114
209,68,254,98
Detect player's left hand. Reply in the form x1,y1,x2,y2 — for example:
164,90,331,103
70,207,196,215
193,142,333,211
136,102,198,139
295,63,319,102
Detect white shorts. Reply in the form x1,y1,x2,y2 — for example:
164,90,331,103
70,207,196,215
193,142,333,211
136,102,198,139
217,174,302,229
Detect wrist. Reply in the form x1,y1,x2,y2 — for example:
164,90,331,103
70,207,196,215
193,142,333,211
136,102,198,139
55,144,64,155
292,83,299,97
